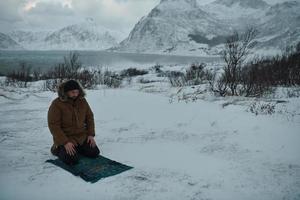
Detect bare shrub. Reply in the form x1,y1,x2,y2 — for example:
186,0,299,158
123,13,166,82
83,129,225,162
209,71,229,97
4,52,125,90
43,52,99,90
185,63,206,85
208,28,283,97
167,71,185,87
238,59,273,97
167,63,214,87
220,28,258,96
286,87,300,98
6,62,33,88
77,69,98,89
236,46,300,97
152,64,163,73
120,68,148,78
97,69,122,88
41,52,124,90
46,52,82,80
43,79,62,92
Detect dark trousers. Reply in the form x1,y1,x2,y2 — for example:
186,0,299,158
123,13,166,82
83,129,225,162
54,139,100,165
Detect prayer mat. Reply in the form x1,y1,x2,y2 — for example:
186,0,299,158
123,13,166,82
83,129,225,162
46,155,133,183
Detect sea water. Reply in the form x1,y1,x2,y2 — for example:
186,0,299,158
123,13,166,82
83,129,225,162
0,50,221,74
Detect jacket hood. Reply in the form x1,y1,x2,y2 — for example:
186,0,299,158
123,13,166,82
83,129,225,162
57,80,86,102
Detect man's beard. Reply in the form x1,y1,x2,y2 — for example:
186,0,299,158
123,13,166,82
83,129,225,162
68,96,78,100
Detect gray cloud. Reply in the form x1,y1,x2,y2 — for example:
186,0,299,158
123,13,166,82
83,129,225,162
0,0,24,22
28,1,73,16
21,1,75,29
71,0,161,32
0,0,161,33
0,0,291,34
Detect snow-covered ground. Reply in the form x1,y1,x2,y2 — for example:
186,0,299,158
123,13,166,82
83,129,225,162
0,72,300,200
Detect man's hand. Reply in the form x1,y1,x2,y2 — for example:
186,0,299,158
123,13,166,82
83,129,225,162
64,142,76,156
87,136,96,148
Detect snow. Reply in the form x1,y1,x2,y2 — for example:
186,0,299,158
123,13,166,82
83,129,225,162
0,75,300,200
203,1,266,21
113,0,300,57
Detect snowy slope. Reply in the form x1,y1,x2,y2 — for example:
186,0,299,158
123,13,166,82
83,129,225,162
9,30,52,50
113,0,300,56
255,1,300,49
0,75,299,199
0,32,23,50
7,19,125,50
43,20,119,50
112,0,228,56
203,0,267,27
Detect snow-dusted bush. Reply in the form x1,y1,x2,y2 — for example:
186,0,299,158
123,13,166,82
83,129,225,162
151,64,163,73
42,53,98,90
248,102,276,115
41,52,123,90
96,69,122,88
167,63,214,87
209,71,229,97
43,79,61,92
166,71,185,87
185,63,206,85
286,88,300,98
42,68,123,91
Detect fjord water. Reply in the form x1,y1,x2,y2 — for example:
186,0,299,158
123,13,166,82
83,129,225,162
0,50,220,74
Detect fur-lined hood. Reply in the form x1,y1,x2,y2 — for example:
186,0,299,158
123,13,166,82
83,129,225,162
57,80,86,102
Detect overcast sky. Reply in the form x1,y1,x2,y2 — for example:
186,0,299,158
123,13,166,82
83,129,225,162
0,0,290,35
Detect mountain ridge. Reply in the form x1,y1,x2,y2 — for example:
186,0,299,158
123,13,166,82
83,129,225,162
0,33,24,50
111,0,300,56
4,19,124,50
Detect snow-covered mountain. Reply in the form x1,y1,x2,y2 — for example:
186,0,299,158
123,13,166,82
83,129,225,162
7,19,124,50
256,1,300,50
111,0,228,55
9,30,52,50
2,0,299,54
203,0,267,28
0,32,23,50
43,19,122,50
112,0,300,56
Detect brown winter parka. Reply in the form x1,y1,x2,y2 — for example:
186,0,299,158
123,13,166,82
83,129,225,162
47,81,95,152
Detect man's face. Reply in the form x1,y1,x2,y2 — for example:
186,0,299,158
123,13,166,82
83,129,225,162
67,89,80,99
